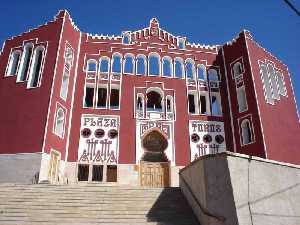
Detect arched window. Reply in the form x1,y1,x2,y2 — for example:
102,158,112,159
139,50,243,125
208,69,219,81
233,62,243,77
54,107,65,138
241,119,253,145
111,54,122,73
99,57,109,73
137,94,144,112
197,64,206,80
17,43,34,82
146,90,163,112
162,57,172,77
186,59,195,79
122,34,130,44
136,55,146,75
148,53,160,76
99,56,109,73
86,59,97,72
123,54,134,74
166,96,173,112
27,46,45,88
174,58,184,78
6,50,21,76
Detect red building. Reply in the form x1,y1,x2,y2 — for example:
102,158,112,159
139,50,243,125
0,10,299,186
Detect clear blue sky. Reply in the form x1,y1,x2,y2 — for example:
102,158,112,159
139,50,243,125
1,0,299,114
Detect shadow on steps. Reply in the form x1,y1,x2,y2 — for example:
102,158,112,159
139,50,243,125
146,187,200,225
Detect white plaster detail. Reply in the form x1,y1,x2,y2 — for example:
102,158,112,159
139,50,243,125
78,115,120,164
189,120,226,162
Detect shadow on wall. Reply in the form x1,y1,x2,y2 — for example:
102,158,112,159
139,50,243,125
146,188,199,224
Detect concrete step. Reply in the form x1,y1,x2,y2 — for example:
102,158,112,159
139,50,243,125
0,183,199,225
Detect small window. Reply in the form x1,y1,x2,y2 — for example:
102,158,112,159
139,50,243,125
99,57,109,73
84,86,95,108
232,62,243,78
54,107,65,138
122,34,130,44
86,59,97,72
124,55,134,74
60,68,70,101
64,46,73,67
17,43,33,82
211,94,222,116
110,87,120,109
197,65,206,80
186,59,195,79
200,95,207,114
174,58,184,78
149,53,160,76
96,87,107,108
78,164,89,181
237,86,247,112
241,119,253,145
112,54,122,73
27,46,44,88
162,57,172,77
208,69,219,81
137,95,144,111
178,38,185,49
136,55,146,75
6,50,21,76
188,92,198,114
166,96,173,112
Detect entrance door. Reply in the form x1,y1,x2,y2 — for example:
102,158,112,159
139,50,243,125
48,150,60,184
140,161,170,187
140,130,170,187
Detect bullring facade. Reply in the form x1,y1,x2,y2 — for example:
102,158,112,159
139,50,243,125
0,10,299,186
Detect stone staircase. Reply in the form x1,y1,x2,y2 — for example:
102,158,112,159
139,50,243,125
0,183,199,225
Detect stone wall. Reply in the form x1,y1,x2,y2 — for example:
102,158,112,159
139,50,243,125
179,152,300,225
0,153,42,184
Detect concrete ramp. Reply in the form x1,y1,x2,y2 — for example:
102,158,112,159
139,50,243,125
179,152,300,225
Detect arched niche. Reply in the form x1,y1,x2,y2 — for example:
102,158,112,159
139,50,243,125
141,129,168,162
146,88,163,112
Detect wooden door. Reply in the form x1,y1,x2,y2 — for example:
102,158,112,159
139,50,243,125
48,150,60,184
140,161,170,187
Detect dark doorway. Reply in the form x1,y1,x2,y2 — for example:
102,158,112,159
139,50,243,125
78,164,89,181
107,165,117,182
92,165,103,182
140,130,170,187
